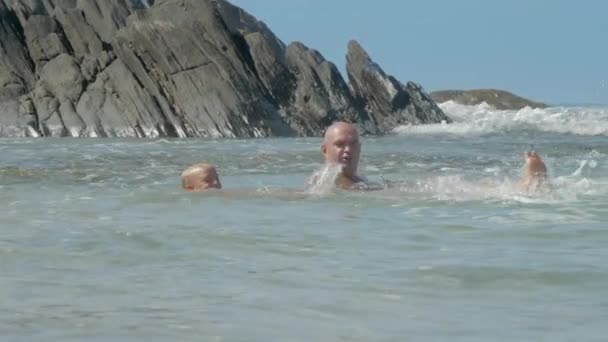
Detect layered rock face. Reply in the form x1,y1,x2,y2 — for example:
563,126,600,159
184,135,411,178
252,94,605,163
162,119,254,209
346,41,450,131
0,0,449,138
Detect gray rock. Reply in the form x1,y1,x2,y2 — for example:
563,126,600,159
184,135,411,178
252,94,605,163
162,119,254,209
0,0,450,137
89,59,181,138
113,0,293,137
58,99,85,136
80,55,99,81
52,6,105,59
0,0,36,136
216,1,291,102
23,15,69,63
0,1,35,92
3,0,36,27
75,0,142,44
38,53,84,102
346,40,450,132
18,97,39,136
405,82,453,123
284,41,373,135
42,110,68,137
19,96,35,117
243,31,294,103
74,74,112,137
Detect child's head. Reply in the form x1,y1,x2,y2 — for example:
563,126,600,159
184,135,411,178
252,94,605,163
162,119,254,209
181,163,222,191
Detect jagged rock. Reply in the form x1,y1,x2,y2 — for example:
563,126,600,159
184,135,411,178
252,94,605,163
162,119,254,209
53,6,105,58
0,0,35,136
216,1,291,102
38,53,84,102
4,0,35,26
18,96,36,123
243,31,294,103
42,110,67,136
80,55,99,81
346,40,450,131
75,73,112,137
80,59,183,138
0,0,450,137
0,1,35,88
113,0,294,137
75,0,143,44
33,93,57,123
430,89,547,110
23,14,69,63
98,50,114,68
18,96,35,116
405,82,454,123
58,99,84,136
18,97,39,136
284,42,374,135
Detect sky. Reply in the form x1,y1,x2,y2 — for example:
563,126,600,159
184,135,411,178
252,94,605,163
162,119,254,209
229,0,608,105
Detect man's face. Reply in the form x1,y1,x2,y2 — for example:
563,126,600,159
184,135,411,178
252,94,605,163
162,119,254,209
322,125,361,177
524,152,547,177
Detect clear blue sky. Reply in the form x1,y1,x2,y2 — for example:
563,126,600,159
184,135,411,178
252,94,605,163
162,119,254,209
229,0,607,105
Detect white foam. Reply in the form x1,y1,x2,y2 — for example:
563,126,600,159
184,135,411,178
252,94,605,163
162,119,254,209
304,164,343,195
389,155,608,204
394,101,608,136
571,160,588,177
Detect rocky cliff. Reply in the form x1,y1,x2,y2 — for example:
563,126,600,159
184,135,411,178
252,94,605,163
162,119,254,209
0,0,450,138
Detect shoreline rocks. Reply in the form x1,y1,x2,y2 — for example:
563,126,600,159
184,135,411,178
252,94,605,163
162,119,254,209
0,0,449,138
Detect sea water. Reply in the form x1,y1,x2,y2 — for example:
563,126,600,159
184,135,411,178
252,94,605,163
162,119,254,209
1,102,607,341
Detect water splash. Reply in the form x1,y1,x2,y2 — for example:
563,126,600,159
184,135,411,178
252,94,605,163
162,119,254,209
387,155,607,204
304,164,343,195
394,101,608,136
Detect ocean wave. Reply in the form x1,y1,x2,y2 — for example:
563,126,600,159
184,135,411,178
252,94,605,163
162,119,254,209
394,101,608,136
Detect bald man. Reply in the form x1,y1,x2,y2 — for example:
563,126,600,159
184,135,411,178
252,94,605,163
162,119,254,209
520,151,548,193
181,163,222,192
307,121,367,189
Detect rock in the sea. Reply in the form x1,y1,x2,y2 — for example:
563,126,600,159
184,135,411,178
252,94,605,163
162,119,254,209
0,0,450,137
0,0,35,136
23,14,69,66
430,89,547,110
284,41,375,135
346,40,451,131
113,0,296,137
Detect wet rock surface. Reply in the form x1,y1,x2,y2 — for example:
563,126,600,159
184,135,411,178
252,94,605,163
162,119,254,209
0,0,449,137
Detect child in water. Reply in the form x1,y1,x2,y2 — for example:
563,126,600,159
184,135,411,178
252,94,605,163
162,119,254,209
180,163,308,199
181,163,222,191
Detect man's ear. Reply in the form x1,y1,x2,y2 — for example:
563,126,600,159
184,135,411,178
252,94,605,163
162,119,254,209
321,143,327,156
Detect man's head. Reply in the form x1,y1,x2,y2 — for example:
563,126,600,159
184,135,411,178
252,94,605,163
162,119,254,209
181,163,222,191
524,151,547,178
520,151,548,193
321,122,361,179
